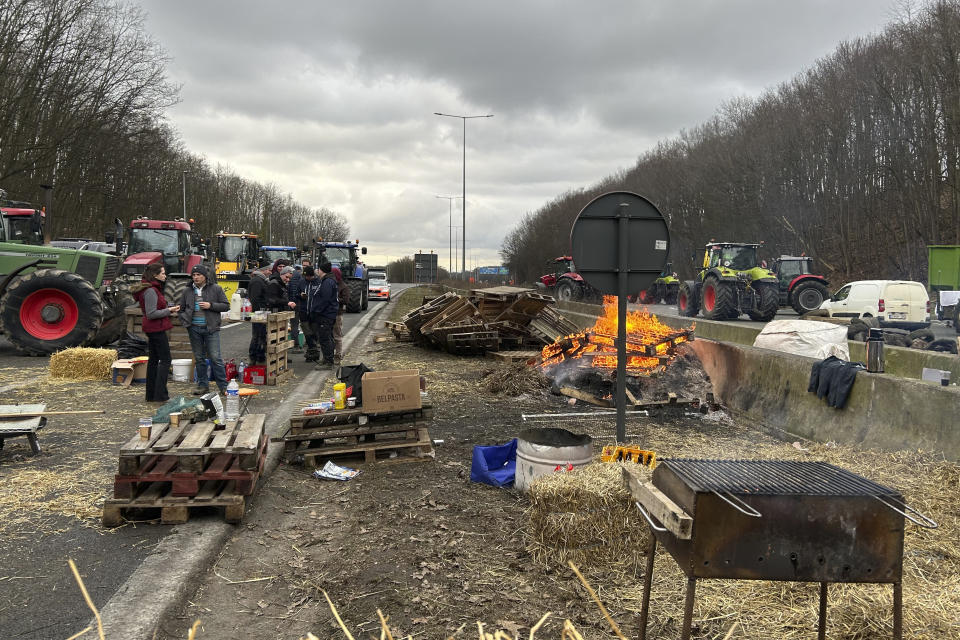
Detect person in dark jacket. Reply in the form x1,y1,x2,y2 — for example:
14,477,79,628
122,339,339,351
178,264,230,395
330,266,349,363
132,263,181,402
266,266,297,312
247,266,271,365
296,266,322,361
287,258,311,353
304,261,339,367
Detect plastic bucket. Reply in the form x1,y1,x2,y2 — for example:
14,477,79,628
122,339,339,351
171,359,193,382
514,428,593,492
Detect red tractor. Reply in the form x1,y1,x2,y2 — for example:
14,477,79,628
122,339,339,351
120,217,210,304
768,255,830,315
535,256,602,302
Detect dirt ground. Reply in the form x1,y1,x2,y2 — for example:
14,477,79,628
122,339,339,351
152,291,960,640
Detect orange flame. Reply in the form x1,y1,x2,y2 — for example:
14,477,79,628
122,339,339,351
541,296,691,374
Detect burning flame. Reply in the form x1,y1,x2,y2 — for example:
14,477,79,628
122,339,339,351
541,296,691,374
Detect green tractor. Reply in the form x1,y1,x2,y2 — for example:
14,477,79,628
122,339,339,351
636,262,680,304
677,242,779,322
0,191,125,354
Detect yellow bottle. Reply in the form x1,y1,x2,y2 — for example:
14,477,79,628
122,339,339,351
333,382,346,410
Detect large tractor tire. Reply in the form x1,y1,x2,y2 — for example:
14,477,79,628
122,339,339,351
555,279,580,302
748,282,780,322
361,285,369,311
701,276,738,320
0,269,104,356
663,284,679,305
346,279,364,313
163,276,190,309
790,280,829,315
88,281,135,347
677,282,699,317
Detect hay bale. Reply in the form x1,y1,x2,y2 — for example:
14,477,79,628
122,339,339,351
49,347,118,380
525,461,651,570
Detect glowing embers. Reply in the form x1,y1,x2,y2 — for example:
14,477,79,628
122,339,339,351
541,296,694,375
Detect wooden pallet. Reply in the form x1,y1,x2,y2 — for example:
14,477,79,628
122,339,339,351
446,331,500,355
113,431,267,499
102,480,248,526
282,422,423,459
288,394,433,434
117,414,266,475
265,351,291,385
487,350,542,363
384,321,412,341
297,427,433,467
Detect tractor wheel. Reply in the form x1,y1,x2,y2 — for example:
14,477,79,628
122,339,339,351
748,282,780,322
163,276,190,309
638,289,653,304
677,282,699,317
555,280,578,302
701,276,737,320
88,281,135,347
346,279,364,312
0,269,104,356
790,280,829,315
361,286,369,311
663,285,679,305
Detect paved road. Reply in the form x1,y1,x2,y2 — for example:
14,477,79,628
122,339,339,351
0,288,412,640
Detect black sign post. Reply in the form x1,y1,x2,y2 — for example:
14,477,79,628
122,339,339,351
570,192,669,442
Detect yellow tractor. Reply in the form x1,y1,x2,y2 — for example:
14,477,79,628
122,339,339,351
215,232,261,298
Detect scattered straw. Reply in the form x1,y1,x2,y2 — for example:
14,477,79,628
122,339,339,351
49,348,117,380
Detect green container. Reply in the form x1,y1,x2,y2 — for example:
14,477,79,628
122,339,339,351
928,245,960,293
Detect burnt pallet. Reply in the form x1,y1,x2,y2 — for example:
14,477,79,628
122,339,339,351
118,414,265,475
527,307,579,344
113,432,267,499
297,427,433,466
102,480,248,526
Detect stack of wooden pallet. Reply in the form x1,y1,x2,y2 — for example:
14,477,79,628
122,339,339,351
102,414,268,526
399,286,578,356
240,310,295,384
279,395,434,467
125,307,192,360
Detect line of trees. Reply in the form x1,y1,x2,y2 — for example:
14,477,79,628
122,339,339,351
502,1,960,288
0,0,347,248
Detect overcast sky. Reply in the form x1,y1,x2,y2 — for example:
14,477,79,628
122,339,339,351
136,0,897,270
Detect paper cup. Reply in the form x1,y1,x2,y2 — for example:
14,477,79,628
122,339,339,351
169,412,182,427
139,425,152,440
347,397,356,408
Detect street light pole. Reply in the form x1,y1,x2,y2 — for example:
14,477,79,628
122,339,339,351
182,171,188,220
435,195,462,275
434,112,493,276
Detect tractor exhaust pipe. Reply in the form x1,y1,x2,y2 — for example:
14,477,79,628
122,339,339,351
40,184,53,244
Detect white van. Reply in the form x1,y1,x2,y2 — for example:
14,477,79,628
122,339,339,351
819,280,930,329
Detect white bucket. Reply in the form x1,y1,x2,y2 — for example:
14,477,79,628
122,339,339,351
171,359,193,382
515,428,593,492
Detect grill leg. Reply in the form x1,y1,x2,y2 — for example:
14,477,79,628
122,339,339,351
893,581,902,639
818,582,828,640
638,537,657,640
680,577,696,640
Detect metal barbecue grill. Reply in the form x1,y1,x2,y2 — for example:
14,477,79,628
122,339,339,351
626,459,938,640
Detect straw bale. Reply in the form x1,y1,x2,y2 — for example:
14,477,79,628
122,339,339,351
49,347,118,380
525,461,651,570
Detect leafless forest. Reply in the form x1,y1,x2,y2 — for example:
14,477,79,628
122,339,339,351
502,1,960,285
0,0,348,245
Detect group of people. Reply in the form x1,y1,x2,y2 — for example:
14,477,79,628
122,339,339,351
132,255,349,403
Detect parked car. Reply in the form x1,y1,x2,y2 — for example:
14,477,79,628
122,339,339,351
818,280,930,329
368,273,391,301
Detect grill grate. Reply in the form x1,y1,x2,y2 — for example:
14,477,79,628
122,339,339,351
660,458,899,497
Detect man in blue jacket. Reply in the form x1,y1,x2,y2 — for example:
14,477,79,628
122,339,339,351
304,261,339,368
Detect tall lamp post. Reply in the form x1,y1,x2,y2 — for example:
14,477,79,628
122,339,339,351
181,171,188,220
434,112,493,276
435,194,462,275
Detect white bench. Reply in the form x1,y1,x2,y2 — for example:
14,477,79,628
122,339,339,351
0,403,46,455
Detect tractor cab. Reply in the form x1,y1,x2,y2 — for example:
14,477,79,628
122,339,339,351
259,245,297,266
0,204,45,245
306,238,369,312
705,244,759,272
539,256,574,289
125,217,198,279
215,232,261,299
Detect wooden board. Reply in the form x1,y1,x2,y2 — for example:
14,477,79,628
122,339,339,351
102,480,247,526
299,427,433,466
486,350,541,363
622,467,693,540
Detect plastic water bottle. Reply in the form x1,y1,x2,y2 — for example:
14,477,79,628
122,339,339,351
229,292,242,320
225,379,240,422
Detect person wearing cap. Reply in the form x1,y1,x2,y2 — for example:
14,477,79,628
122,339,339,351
303,261,339,367
179,264,230,395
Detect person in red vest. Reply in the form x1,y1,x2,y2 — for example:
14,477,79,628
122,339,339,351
132,263,181,402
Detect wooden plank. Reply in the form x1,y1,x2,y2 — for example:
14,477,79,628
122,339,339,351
120,422,172,454
151,423,189,452
622,468,693,540
231,414,265,451
559,386,612,408
296,427,430,457
177,422,217,451
208,430,234,450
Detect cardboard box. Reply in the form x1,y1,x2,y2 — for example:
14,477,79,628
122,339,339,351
361,369,421,413
112,358,148,386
